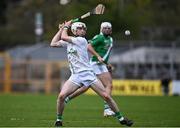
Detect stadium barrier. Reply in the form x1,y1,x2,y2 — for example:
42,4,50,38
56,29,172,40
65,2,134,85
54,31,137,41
0,52,70,94
0,52,178,96
0,52,11,93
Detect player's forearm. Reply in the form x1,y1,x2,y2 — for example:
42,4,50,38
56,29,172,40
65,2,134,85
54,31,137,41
61,27,69,40
61,26,72,43
61,20,73,43
88,44,101,58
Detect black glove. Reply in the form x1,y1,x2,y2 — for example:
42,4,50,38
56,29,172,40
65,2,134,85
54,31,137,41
106,64,114,73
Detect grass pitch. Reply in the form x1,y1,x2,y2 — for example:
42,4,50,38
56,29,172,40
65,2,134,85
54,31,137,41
0,93,180,127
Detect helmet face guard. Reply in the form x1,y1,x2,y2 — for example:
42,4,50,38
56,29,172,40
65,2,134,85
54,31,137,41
71,22,87,35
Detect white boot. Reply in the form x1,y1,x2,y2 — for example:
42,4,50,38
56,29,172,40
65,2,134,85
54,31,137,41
104,108,115,117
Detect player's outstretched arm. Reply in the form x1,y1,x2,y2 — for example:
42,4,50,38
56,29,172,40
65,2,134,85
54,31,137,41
61,20,73,43
88,43,104,63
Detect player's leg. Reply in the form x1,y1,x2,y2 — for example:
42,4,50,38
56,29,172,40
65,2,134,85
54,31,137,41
90,79,133,126
55,79,79,126
91,79,119,113
93,62,114,116
97,71,115,116
65,86,89,103
97,72,112,94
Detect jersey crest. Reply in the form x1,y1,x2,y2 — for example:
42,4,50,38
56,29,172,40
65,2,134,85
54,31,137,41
68,48,79,58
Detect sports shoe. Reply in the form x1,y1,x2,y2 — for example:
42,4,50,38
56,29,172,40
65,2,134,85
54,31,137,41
104,108,115,117
55,120,62,127
120,117,133,127
65,97,70,104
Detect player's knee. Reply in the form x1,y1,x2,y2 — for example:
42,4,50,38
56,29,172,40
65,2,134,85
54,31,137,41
57,93,66,101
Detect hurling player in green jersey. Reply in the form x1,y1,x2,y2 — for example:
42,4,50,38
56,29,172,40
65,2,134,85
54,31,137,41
88,22,114,116
65,22,115,116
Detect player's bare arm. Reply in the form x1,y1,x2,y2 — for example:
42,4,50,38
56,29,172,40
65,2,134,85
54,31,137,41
88,43,104,63
61,20,73,43
50,23,65,47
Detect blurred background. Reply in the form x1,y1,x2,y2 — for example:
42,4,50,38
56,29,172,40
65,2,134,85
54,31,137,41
0,0,180,96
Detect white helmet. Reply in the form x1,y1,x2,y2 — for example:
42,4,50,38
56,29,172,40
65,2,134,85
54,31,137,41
71,22,86,35
100,22,112,32
101,22,112,28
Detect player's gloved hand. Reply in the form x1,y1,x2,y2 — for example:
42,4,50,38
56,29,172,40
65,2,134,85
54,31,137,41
64,20,72,28
106,64,114,73
59,23,64,29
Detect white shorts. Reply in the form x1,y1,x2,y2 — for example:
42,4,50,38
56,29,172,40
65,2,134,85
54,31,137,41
69,70,98,87
90,62,108,75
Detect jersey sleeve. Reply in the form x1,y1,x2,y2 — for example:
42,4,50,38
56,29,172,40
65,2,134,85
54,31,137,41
89,35,103,47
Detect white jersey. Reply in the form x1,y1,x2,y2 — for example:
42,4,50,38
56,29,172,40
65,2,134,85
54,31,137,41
59,37,93,74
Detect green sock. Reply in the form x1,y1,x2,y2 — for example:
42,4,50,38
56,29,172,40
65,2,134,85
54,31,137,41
57,114,62,121
115,112,124,120
104,101,110,110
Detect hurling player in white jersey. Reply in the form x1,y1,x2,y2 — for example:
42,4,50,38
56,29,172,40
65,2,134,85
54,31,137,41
65,22,115,117
50,20,133,127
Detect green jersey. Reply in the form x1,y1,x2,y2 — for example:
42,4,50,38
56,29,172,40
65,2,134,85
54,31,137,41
89,33,113,64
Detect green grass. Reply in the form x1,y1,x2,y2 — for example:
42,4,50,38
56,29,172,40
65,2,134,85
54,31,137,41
0,93,180,127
